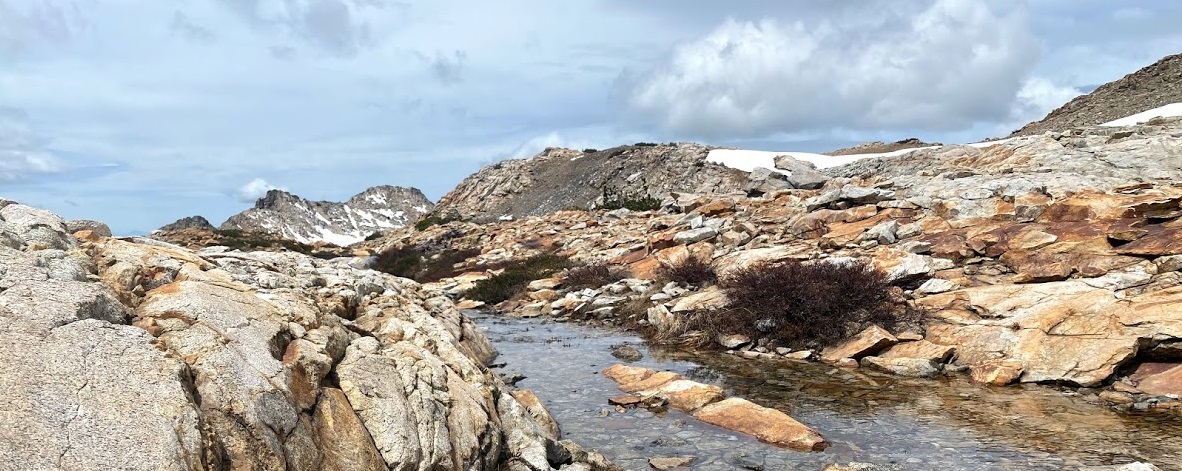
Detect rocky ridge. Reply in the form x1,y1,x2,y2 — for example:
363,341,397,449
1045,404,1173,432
219,185,433,246
824,138,941,156
1010,53,1182,136
369,118,1182,414
158,215,216,232
0,198,616,470
430,144,749,221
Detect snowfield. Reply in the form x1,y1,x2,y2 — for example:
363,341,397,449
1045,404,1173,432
706,146,940,173
1101,103,1182,127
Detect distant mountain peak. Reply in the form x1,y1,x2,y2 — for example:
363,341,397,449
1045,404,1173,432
219,185,433,246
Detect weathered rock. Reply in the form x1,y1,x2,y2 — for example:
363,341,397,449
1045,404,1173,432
0,320,209,471
610,344,644,362
649,456,696,470
314,388,387,471
822,326,898,362
672,227,718,245
717,334,752,349
969,360,1025,386
745,167,794,195
922,281,1182,386
881,340,956,363
692,398,828,451
859,356,942,378
66,219,113,237
669,287,728,313
511,389,562,440
602,364,655,385
634,379,725,412
773,154,829,189
1127,363,1182,397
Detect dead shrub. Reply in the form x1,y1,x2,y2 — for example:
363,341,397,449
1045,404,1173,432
687,259,911,350
563,261,630,290
656,256,717,286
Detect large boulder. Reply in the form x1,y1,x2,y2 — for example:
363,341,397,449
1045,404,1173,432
920,281,1182,387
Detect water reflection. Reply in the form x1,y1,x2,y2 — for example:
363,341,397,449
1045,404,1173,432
474,312,1181,470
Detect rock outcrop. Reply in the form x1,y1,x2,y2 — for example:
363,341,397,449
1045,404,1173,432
364,117,1182,411
221,185,433,246
825,138,942,156
158,215,216,232
0,199,612,470
430,144,748,221
1010,53,1182,137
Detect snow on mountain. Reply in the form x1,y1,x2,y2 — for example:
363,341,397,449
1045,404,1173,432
219,185,433,246
1101,103,1182,127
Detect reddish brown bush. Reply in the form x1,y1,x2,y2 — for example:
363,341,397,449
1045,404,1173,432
656,256,718,286
687,259,910,349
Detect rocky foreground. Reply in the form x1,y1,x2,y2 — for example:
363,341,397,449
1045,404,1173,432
0,198,616,470
379,118,1182,413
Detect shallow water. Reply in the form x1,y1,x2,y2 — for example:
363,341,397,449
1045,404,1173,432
473,312,1182,471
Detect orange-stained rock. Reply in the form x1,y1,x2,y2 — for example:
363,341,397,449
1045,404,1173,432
1116,223,1182,257
511,389,561,438
970,360,1025,386
693,398,828,451
634,379,725,412
695,200,736,216
1128,362,1182,397
880,340,956,363
72,229,102,243
602,364,655,386
822,325,898,362
620,371,682,393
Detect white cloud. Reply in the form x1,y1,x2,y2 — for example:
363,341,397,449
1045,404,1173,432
1011,77,1082,121
618,0,1042,137
0,107,64,182
236,178,285,202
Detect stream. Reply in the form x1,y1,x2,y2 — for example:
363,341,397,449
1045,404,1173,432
472,312,1182,471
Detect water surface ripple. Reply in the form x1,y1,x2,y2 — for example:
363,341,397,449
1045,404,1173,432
473,313,1182,470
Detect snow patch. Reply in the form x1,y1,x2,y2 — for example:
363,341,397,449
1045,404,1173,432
1101,103,1182,127
366,193,388,205
707,147,936,173
315,227,364,247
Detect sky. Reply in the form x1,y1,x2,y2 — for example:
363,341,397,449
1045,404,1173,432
1,1,1181,235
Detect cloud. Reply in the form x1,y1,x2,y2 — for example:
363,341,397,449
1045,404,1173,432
236,178,285,202
170,11,216,42
421,50,468,85
1010,77,1083,122
208,0,394,57
0,108,64,182
0,0,89,58
617,0,1042,138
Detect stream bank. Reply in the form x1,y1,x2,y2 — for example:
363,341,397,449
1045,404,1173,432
474,312,1181,470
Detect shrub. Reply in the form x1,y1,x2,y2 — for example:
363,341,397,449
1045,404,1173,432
372,246,482,283
634,142,659,147
687,259,909,349
372,246,424,279
416,248,483,282
582,148,599,153
656,256,717,286
212,229,328,256
414,212,462,231
563,261,630,290
600,186,662,212
464,254,571,304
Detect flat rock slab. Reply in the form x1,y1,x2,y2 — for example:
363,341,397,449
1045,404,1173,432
822,325,898,362
693,398,828,452
649,456,696,470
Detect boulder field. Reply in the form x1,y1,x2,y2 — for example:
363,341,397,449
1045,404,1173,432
0,198,615,471
377,118,1182,413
